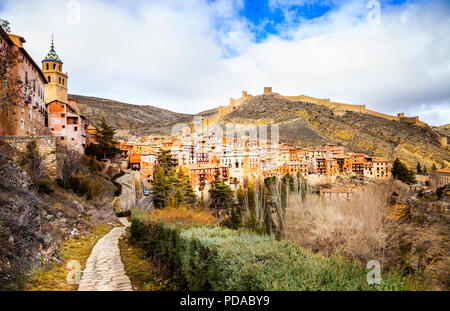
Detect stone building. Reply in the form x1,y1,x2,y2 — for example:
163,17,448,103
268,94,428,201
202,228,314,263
320,187,355,201
435,168,450,188
0,27,47,136
181,163,229,191
42,39,87,151
363,157,391,179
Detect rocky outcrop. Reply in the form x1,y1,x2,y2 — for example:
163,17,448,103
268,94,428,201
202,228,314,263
385,194,450,290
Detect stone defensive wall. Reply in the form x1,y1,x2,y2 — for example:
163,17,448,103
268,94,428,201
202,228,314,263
0,136,58,177
202,87,447,149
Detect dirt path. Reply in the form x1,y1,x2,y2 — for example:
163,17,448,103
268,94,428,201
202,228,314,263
78,218,132,291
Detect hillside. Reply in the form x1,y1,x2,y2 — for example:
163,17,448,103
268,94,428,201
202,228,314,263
70,94,192,137
219,93,449,168
72,93,449,168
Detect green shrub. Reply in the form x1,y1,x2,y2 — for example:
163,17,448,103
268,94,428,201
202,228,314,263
130,211,417,291
115,210,131,217
66,173,105,200
34,176,54,195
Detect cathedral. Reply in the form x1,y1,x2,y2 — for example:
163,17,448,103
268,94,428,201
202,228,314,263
42,38,87,151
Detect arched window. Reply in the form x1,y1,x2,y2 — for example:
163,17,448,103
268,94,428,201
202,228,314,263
59,65,61,71
62,79,65,85
48,76,51,82
53,64,56,70
46,63,49,70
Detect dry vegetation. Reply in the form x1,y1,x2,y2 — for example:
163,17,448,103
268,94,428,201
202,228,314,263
284,183,390,264
11,225,112,291
148,206,218,225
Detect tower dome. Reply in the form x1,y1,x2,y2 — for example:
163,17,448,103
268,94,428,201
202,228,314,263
42,36,62,63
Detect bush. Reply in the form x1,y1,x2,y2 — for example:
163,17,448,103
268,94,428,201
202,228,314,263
115,210,131,217
131,210,417,291
65,172,105,200
113,181,122,196
149,206,217,225
34,176,54,195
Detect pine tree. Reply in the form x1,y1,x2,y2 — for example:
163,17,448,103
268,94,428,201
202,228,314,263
176,169,197,205
152,166,171,209
92,117,120,159
157,149,176,173
432,163,437,172
392,158,416,184
209,173,233,208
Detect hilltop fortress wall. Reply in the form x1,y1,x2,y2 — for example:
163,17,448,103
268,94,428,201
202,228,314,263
202,87,447,149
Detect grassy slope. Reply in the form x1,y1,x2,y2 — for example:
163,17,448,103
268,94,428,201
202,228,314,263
11,225,113,291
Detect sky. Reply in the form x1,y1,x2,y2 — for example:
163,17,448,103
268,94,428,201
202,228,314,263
0,0,449,126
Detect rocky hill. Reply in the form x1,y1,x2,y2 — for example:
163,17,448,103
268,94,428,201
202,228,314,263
220,93,449,169
72,93,449,168
70,94,191,137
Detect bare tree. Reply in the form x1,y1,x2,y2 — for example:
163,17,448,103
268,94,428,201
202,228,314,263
20,140,45,181
283,179,390,264
57,145,82,188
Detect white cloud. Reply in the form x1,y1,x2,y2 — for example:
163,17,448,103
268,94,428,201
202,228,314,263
2,0,449,125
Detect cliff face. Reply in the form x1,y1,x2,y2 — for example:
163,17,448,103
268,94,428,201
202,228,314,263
219,94,449,168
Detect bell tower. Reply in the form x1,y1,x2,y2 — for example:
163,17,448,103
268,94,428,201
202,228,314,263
42,35,68,103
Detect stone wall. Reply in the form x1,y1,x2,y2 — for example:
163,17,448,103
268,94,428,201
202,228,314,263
0,136,57,177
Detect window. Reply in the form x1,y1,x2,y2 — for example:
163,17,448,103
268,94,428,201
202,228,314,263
46,63,49,70
20,119,24,130
53,64,56,70
61,113,65,117
59,77,61,84
59,65,61,71
74,126,78,131
62,125,65,129
48,76,51,82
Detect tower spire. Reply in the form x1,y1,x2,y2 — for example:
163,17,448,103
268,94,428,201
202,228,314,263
51,33,54,50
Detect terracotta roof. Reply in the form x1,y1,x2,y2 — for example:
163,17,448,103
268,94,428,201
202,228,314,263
437,168,450,173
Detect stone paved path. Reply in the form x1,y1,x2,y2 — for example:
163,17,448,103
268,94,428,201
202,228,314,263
78,217,133,291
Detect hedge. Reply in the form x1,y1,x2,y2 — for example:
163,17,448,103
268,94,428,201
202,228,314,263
131,210,416,291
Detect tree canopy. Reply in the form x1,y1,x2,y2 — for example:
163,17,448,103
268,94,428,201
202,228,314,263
85,117,120,159
392,158,416,184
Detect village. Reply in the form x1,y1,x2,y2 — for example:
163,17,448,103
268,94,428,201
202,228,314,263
0,26,448,204
0,1,449,295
